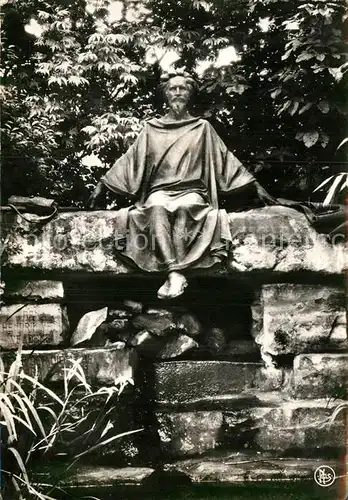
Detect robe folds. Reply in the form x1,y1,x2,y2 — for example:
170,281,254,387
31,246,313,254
100,116,258,272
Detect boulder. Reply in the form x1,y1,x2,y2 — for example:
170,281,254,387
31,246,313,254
177,313,202,337
201,327,227,354
124,300,143,313
129,330,153,347
0,303,68,349
157,334,199,359
109,318,130,332
132,314,176,336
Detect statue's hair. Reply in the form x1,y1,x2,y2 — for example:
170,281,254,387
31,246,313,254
158,70,199,99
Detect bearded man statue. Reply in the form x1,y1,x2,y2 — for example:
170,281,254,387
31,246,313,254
88,72,302,299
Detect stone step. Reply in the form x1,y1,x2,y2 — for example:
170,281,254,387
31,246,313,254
32,456,345,494
153,361,283,408
154,399,346,458
163,453,345,488
1,346,137,386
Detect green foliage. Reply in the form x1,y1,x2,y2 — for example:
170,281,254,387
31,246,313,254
1,0,347,205
0,340,139,499
312,137,348,204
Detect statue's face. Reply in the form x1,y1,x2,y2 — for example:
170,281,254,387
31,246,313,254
165,76,191,115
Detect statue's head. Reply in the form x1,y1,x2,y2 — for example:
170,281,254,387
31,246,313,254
159,72,198,115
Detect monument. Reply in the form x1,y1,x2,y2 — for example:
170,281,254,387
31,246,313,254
88,72,280,299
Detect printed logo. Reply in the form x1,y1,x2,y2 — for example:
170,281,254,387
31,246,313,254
314,465,336,487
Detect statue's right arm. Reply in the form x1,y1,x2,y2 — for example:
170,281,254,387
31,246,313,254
88,180,106,209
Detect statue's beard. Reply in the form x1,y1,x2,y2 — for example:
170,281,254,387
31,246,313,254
169,99,188,116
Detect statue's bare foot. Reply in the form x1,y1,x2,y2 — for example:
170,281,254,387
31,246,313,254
157,278,170,299
166,271,187,299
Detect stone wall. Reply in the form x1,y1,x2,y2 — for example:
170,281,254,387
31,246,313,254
1,208,347,468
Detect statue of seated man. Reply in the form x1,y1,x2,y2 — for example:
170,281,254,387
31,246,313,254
89,72,279,299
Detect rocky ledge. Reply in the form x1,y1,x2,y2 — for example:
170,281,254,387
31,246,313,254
1,206,346,275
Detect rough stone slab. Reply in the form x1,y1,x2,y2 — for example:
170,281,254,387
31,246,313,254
153,361,283,407
3,280,64,302
1,346,137,386
260,284,347,356
165,455,343,484
35,467,155,488
0,303,68,348
68,467,155,486
291,353,348,399
2,207,346,274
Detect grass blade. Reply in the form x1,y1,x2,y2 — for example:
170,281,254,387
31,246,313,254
8,447,29,483
74,428,144,459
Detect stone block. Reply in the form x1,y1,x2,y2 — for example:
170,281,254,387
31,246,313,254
0,303,68,348
260,284,347,356
155,411,223,457
291,353,348,399
3,280,64,303
153,361,276,407
1,346,137,386
155,401,345,458
223,401,346,452
2,207,346,275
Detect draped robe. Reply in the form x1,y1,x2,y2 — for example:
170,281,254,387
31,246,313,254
100,116,264,272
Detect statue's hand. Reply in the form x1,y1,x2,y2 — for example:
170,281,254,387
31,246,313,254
88,182,104,209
